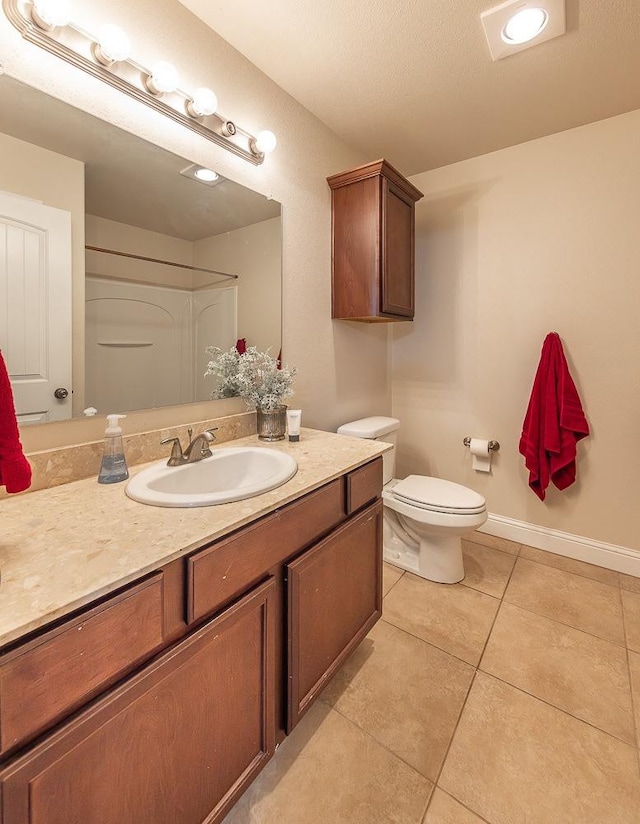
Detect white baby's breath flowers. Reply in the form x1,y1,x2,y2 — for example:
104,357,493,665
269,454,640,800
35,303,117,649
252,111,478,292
205,346,296,411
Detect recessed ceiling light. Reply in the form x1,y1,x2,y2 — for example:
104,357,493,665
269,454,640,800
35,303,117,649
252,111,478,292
502,8,548,44
180,164,223,187
481,0,565,61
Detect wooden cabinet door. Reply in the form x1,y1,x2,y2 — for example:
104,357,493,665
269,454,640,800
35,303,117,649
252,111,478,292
0,578,276,824
328,159,422,322
287,501,383,731
381,179,415,318
330,175,381,320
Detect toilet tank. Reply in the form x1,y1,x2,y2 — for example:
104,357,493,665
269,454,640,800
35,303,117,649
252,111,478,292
336,417,399,484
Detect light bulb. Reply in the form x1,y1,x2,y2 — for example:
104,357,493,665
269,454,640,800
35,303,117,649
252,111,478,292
187,87,218,118
31,0,72,30
502,7,548,44
252,130,277,155
146,61,180,95
194,168,218,182
94,24,131,65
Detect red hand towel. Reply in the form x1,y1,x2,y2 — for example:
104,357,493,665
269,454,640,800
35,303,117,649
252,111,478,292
519,333,589,501
0,351,32,494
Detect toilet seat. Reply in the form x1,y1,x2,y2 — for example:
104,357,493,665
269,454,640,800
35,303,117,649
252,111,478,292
388,475,486,515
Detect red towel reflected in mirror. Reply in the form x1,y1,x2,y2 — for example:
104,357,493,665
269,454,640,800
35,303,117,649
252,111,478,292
0,351,32,494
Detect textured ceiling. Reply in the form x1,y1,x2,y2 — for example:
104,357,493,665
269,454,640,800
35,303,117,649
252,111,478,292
178,0,640,175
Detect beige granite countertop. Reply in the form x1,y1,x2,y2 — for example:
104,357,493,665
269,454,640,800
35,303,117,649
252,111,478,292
0,429,388,649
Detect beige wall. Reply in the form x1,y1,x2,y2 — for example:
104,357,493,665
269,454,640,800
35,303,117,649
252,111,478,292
0,132,86,415
1,0,387,452
194,218,282,354
85,215,195,289
393,108,640,550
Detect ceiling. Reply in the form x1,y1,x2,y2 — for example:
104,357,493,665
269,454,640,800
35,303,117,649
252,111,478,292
178,0,640,175
0,76,280,240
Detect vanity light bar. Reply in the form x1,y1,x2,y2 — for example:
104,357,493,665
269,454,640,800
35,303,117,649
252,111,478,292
2,0,277,166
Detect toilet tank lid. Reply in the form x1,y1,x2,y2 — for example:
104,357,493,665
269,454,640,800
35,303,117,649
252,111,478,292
337,416,400,439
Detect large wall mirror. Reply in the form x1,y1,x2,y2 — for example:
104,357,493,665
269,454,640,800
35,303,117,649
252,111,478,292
0,75,282,428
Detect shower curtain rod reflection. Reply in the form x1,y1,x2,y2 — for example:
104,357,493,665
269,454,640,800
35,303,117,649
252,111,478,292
85,245,238,280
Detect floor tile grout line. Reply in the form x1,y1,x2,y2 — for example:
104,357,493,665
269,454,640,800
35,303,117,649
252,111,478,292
374,615,475,672
624,647,640,779
621,602,640,758
385,547,639,818
399,570,502,604
423,787,495,824
316,697,438,793
462,536,522,559
457,555,517,599
514,554,622,595
422,543,516,816
476,550,520,667
485,553,637,746
424,553,522,815
382,565,505,668
500,592,628,649
418,784,436,824
424,667,480,820
476,665,637,749
398,544,640,820
382,566,405,599
380,612,485,669
620,588,635,650
519,549,622,589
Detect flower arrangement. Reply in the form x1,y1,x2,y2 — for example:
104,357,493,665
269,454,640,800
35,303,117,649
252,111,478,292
205,346,296,411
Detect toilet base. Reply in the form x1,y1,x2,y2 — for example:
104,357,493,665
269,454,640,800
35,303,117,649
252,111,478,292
383,517,465,584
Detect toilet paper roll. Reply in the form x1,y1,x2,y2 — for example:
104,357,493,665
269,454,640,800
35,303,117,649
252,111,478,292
469,438,492,472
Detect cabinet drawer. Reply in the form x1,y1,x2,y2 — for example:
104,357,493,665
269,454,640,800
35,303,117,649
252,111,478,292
187,479,345,624
0,573,164,756
345,457,382,514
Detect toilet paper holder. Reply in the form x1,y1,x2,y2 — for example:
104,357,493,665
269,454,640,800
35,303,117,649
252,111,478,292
463,437,500,452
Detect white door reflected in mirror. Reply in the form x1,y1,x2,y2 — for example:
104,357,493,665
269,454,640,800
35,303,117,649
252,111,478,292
0,191,72,425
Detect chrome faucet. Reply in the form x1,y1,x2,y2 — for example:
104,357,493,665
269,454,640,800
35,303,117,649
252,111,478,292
160,428,218,466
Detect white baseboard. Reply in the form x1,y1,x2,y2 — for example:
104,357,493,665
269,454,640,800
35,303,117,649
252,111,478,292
480,514,640,578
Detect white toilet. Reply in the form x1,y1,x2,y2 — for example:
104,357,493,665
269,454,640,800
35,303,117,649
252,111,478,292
337,417,487,584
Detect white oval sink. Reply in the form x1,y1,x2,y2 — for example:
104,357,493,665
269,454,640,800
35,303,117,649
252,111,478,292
125,446,298,507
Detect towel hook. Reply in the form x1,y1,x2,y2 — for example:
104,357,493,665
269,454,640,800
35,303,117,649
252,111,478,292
463,437,500,452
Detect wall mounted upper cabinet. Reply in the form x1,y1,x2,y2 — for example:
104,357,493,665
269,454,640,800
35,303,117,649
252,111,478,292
328,159,423,322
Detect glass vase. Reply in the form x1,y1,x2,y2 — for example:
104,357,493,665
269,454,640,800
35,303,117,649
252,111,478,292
256,405,287,441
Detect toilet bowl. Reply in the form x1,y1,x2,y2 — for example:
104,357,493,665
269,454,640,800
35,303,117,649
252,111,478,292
337,417,488,584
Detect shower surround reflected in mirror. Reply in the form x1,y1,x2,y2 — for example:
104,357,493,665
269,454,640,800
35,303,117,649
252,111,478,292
0,75,282,426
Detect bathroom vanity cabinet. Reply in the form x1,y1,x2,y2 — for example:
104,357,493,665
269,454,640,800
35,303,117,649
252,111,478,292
0,457,383,824
328,159,423,322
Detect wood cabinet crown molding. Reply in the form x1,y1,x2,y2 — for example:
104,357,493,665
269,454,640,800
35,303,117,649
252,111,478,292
327,158,423,201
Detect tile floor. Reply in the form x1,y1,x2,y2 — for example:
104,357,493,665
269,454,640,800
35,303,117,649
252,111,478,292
223,533,640,823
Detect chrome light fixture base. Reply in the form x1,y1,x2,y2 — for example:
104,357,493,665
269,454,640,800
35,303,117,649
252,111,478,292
3,0,273,166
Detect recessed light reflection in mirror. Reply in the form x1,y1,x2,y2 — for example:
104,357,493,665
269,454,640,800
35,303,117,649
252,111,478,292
180,164,221,186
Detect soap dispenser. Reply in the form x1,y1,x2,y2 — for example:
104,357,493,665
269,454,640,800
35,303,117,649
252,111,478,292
98,414,129,484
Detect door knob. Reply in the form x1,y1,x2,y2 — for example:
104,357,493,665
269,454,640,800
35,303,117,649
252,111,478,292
54,387,69,399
